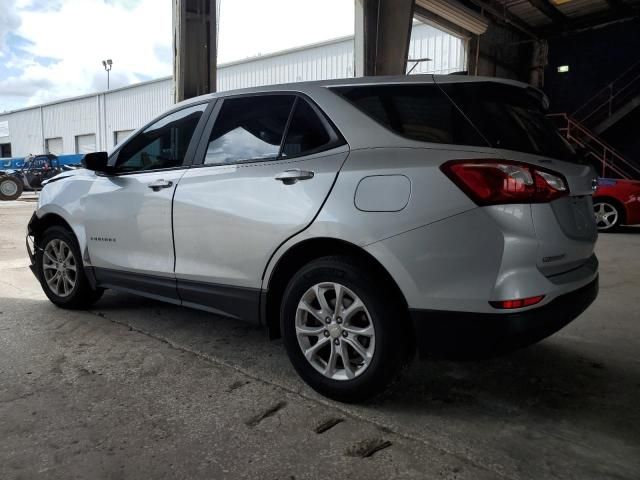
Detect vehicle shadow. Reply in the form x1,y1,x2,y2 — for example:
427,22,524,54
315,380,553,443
91,291,640,452
376,340,640,447
610,225,640,234
4,293,638,479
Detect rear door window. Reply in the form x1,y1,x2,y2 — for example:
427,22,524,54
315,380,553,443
281,99,333,158
205,95,295,165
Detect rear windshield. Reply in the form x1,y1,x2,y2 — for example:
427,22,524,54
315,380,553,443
332,82,578,162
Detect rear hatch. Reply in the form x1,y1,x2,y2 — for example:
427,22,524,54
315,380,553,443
435,78,598,278
332,77,598,278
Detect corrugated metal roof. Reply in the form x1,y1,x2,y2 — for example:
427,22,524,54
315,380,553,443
558,0,609,19
506,0,552,27
505,0,630,28
0,76,172,116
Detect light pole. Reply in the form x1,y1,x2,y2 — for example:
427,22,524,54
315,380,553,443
101,59,113,90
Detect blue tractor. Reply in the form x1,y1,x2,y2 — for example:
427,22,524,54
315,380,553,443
0,154,64,201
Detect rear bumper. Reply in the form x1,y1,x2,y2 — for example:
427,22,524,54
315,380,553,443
409,276,598,359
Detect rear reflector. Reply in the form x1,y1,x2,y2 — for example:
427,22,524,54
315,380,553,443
441,160,569,205
489,295,545,309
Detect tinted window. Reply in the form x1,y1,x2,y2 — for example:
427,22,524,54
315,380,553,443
205,95,295,165
334,82,578,162
115,103,206,173
30,156,52,168
440,83,577,161
332,84,486,147
281,99,332,158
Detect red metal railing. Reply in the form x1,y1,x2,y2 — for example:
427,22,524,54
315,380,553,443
572,58,640,129
548,113,640,179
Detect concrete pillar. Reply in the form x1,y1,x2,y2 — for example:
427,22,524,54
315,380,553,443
529,39,548,89
173,0,217,102
354,0,415,77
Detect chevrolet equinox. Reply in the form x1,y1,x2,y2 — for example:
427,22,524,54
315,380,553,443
27,75,599,402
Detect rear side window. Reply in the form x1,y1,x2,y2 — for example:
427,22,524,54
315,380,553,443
333,82,578,162
332,84,486,147
282,99,332,158
439,82,577,162
205,95,294,165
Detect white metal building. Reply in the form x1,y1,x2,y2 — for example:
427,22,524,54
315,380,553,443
0,22,467,160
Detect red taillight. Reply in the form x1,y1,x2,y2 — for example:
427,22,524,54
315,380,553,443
489,295,545,309
441,160,569,205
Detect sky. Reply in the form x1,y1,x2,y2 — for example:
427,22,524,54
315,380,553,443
0,0,354,112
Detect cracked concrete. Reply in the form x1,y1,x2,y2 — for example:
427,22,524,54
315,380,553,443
1,201,639,479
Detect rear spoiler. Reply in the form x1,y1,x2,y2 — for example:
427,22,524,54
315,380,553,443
526,86,550,111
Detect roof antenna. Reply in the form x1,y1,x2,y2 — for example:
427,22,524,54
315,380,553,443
406,57,431,75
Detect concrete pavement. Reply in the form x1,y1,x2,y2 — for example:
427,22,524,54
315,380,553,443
1,200,639,479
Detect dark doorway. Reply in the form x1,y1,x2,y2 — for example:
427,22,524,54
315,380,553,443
0,143,12,158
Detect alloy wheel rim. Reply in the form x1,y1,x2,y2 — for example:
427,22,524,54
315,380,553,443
0,179,18,197
594,202,618,229
42,239,77,297
295,282,375,381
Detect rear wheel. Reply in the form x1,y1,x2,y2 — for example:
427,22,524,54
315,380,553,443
593,200,622,232
36,226,104,309
281,256,411,402
0,176,23,201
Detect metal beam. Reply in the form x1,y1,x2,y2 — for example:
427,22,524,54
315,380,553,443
173,0,217,102
466,0,539,38
527,0,566,24
604,0,633,14
354,0,415,77
541,9,638,37
413,5,472,39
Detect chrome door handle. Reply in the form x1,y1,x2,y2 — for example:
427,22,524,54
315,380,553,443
275,169,314,185
147,179,173,191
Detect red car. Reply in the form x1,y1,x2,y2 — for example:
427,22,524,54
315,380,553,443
593,178,640,231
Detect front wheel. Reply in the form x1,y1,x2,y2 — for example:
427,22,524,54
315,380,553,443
281,256,412,402
593,200,622,232
0,176,23,201
35,226,104,309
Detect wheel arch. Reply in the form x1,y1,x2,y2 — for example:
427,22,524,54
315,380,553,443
593,196,627,225
29,212,75,240
263,237,409,339
28,212,90,259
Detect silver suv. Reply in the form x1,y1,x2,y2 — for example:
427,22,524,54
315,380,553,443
27,75,599,402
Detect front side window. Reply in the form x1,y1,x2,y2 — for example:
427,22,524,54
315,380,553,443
115,103,207,173
205,95,295,165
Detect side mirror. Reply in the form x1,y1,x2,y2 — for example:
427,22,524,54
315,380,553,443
82,152,111,174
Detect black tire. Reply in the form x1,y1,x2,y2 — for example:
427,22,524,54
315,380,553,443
593,199,623,232
0,176,23,201
35,226,104,309
281,256,412,403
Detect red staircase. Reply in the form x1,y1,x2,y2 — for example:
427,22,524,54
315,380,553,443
572,58,640,134
548,113,640,180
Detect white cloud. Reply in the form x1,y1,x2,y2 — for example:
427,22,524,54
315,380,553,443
217,0,354,64
0,0,354,111
0,0,21,50
1,0,172,109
